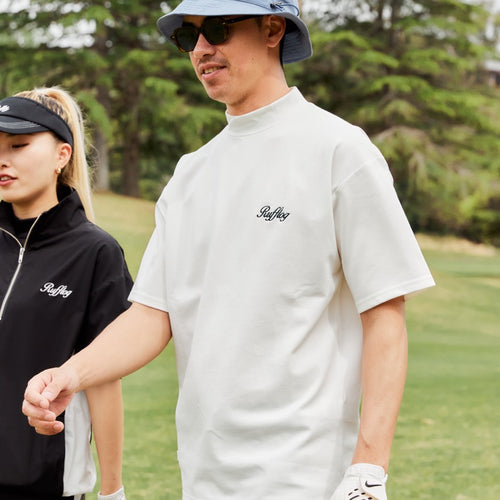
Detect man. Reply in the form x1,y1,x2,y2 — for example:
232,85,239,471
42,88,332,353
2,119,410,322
23,1,435,499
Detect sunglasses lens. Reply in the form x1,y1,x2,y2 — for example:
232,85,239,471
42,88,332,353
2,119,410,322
174,26,198,52
203,18,227,45
172,18,230,52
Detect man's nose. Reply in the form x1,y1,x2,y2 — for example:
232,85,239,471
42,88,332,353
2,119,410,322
192,32,217,57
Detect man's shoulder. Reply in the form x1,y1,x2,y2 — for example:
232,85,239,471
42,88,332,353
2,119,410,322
180,126,227,161
303,99,365,135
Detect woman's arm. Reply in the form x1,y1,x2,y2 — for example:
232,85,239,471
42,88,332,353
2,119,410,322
86,380,124,496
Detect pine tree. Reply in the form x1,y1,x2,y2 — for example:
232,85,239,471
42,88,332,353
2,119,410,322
295,0,500,243
0,0,225,197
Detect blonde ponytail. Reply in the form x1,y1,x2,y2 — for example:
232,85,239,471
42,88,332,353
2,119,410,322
15,87,95,222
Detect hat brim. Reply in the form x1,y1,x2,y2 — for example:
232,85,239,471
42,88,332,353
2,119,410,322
0,115,50,135
157,0,312,64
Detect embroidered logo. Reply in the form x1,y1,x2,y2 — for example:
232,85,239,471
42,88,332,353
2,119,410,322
257,205,290,222
0,105,10,113
40,282,73,298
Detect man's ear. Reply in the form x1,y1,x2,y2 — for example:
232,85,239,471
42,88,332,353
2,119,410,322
266,15,287,49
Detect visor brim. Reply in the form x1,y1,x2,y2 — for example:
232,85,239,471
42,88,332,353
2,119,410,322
0,115,50,135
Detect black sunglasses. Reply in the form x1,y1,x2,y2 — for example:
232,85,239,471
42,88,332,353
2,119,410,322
170,15,260,53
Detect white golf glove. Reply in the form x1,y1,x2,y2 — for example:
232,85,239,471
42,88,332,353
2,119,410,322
332,463,388,500
97,486,126,500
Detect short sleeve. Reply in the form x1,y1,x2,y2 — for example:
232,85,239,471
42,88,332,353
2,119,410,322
128,196,169,312
76,239,133,351
333,147,435,313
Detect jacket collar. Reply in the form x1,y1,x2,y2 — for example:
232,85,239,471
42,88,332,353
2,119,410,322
0,186,88,245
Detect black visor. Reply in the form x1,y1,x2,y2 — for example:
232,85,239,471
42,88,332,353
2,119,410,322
0,96,73,147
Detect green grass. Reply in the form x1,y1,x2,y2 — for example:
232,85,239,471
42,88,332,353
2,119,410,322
92,193,182,499
391,247,500,499
93,192,156,277
90,193,499,499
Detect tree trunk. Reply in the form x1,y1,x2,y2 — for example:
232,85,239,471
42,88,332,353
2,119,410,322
93,33,112,192
92,127,110,191
121,80,141,197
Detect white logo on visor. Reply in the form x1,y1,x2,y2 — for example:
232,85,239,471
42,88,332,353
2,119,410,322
0,105,10,112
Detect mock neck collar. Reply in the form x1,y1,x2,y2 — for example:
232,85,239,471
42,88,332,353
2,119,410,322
225,87,305,136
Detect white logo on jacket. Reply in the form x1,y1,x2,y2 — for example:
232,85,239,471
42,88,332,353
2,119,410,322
40,282,73,298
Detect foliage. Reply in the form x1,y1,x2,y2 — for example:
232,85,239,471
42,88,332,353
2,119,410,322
1,0,499,242
0,0,226,197
293,0,500,244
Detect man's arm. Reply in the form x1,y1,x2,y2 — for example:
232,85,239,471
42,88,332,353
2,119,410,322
352,296,408,471
23,302,171,435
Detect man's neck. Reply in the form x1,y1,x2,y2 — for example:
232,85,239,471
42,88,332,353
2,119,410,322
226,80,291,116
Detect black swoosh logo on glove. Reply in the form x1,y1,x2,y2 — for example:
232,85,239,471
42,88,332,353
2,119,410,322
365,481,382,488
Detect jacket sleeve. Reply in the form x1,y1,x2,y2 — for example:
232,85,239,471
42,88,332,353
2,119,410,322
76,237,133,352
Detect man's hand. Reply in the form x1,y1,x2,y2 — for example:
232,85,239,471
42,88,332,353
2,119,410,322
332,463,388,500
22,366,79,435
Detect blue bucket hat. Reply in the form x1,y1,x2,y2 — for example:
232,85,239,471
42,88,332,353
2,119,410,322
157,0,312,64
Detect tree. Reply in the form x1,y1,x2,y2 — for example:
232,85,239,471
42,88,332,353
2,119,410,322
294,0,500,243
0,0,226,197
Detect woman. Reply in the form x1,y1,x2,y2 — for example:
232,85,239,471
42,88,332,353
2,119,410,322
0,87,130,500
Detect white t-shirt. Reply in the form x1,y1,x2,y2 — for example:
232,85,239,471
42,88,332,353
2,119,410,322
130,88,434,500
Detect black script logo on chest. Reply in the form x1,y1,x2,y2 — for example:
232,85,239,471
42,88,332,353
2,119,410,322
257,205,290,222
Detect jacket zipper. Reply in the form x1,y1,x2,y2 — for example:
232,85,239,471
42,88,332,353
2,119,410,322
0,216,41,321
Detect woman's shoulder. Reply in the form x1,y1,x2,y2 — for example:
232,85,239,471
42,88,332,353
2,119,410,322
75,220,125,254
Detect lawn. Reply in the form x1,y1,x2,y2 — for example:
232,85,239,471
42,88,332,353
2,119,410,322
90,192,499,499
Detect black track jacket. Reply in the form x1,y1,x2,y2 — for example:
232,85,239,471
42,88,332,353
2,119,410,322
0,188,132,499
